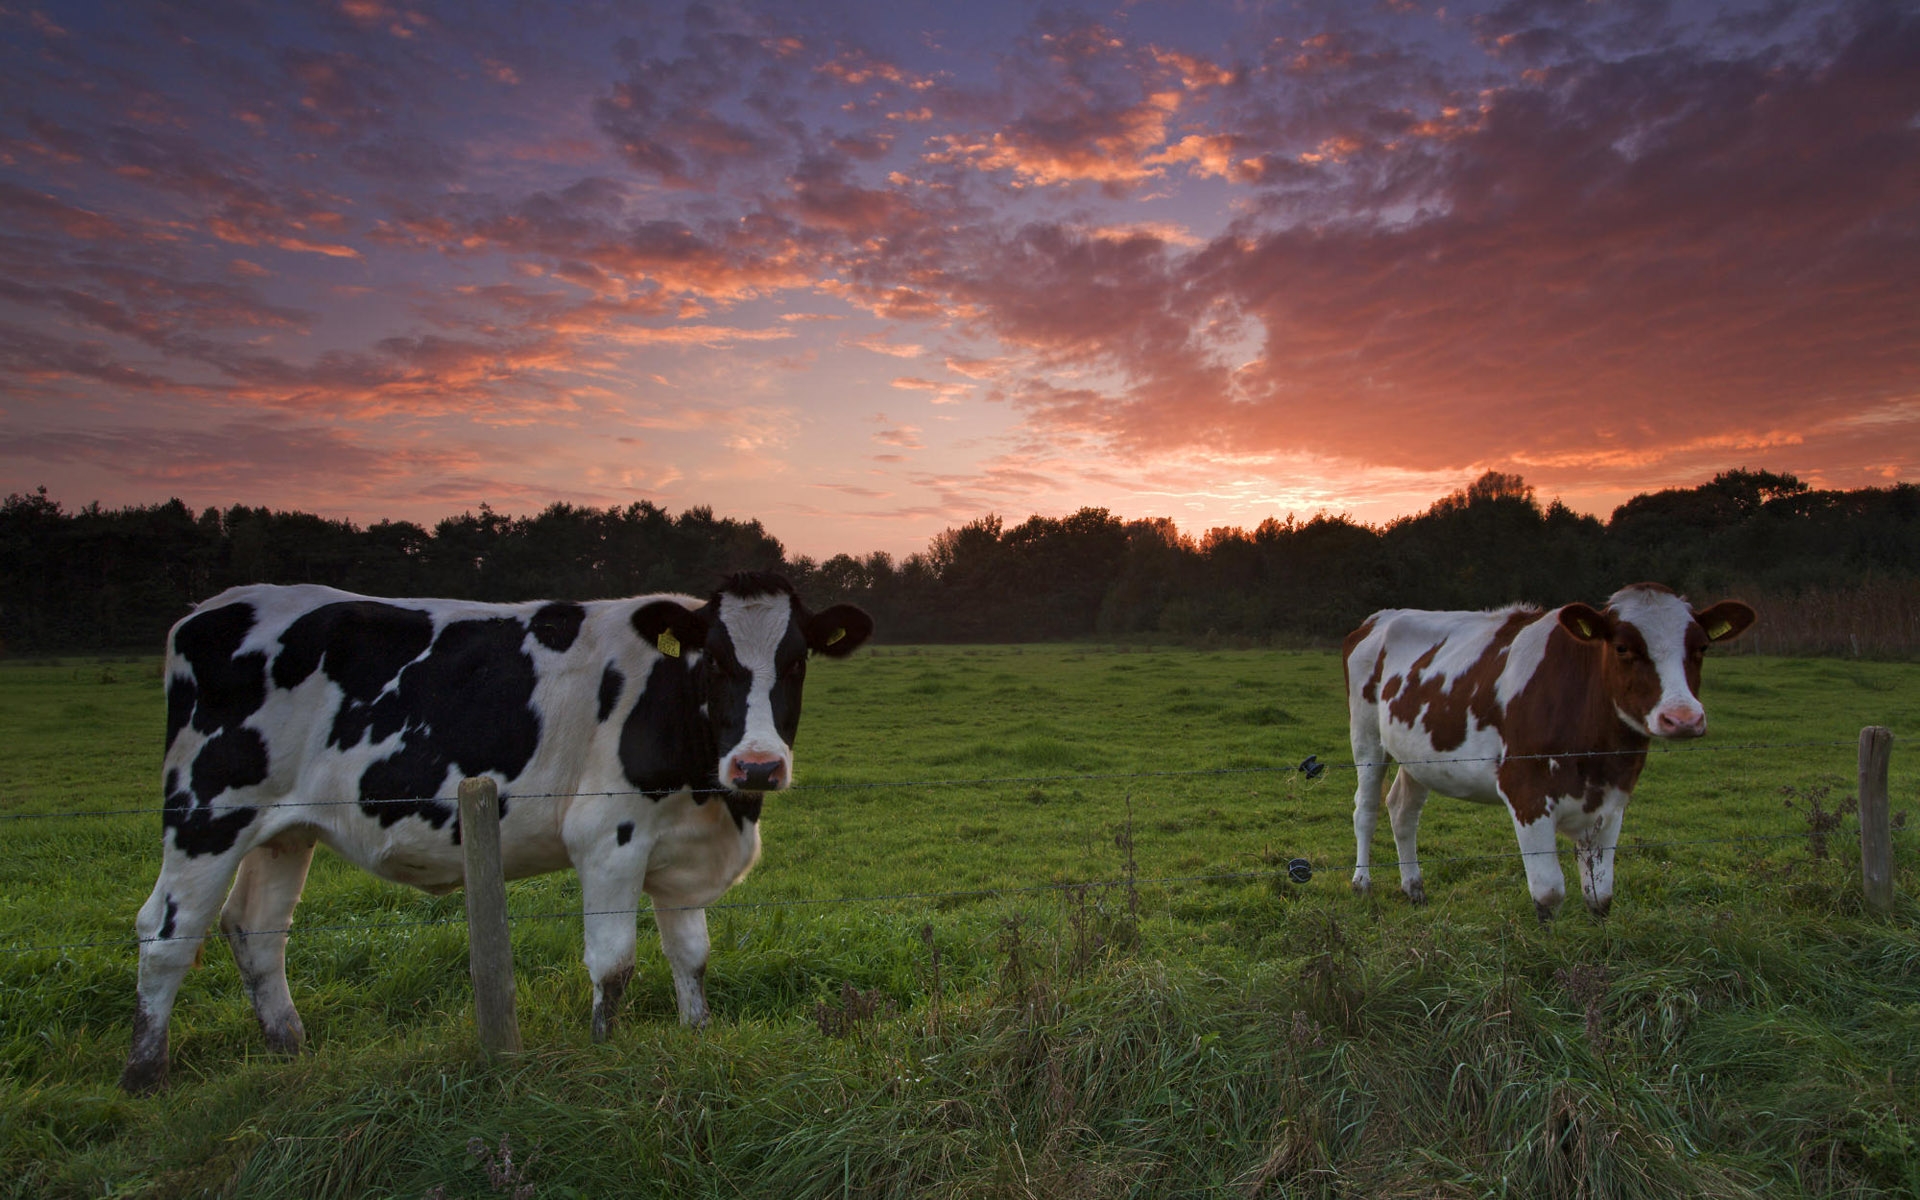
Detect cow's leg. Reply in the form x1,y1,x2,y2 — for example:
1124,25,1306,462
122,841,248,1093
1385,769,1430,904
1349,725,1388,896
1576,805,1626,918
1510,810,1566,923
651,899,711,1028
220,834,317,1055
577,857,641,1043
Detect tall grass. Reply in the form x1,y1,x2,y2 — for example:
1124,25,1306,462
7,879,1915,1199
1737,579,1920,660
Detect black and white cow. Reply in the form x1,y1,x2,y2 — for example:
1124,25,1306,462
123,573,871,1092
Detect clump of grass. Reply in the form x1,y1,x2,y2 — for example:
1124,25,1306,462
812,982,896,1039
424,1134,539,1200
1781,783,1857,859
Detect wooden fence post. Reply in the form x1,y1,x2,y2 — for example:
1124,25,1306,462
458,776,522,1055
1858,727,1894,915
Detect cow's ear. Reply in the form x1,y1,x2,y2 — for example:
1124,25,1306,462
1692,600,1756,643
804,604,873,658
631,601,710,659
1558,603,1613,642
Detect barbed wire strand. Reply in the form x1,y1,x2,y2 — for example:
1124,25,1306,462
0,829,1869,958
0,738,1878,823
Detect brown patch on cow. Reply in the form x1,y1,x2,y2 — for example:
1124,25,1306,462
1498,622,1649,823
1342,619,1379,700
1381,673,1401,701
1680,621,1708,697
1385,643,1441,728
1387,610,1534,752
1608,623,1663,732
1361,651,1387,703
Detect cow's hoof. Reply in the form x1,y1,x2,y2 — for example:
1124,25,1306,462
1587,897,1613,920
120,1056,168,1095
1534,900,1559,925
1403,880,1427,905
1350,878,1371,896
260,1019,305,1056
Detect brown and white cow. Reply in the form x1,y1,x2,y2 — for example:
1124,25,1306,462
1342,584,1754,922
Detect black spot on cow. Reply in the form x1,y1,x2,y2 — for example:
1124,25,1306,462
530,602,586,652
174,603,267,736
619,656,716,800
720,571,793,600
275,600,434,692
598,664,625,723
273,602,435,753
700,601,809,771
165,675,196,754
765,624,809,746
164,604,267,857
616,821,634,846
158,896,177,941
164,766,258,858
355,617,543,830
191,727,268,802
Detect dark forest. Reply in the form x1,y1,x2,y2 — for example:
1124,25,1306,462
4,469,1916,657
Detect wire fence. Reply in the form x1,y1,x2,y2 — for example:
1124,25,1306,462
0,738,1874,822
0,735,1902,959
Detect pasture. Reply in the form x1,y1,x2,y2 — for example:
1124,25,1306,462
1,645,1917,1198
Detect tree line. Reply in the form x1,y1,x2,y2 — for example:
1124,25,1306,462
3,469,1916,657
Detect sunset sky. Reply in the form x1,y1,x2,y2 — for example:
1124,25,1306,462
2,0,1915,559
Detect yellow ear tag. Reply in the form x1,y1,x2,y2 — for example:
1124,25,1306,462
1706,619,1732,640
656,630,681,658
825,627,845,646
1574,618,1594,639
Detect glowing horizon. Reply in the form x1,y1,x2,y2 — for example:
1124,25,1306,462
2,1,1915,561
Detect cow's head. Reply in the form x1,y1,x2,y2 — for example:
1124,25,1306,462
632,573,872,793
1558,584,1755,739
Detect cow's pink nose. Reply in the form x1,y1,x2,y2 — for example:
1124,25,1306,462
729,756,786,791
1655,709,1706,737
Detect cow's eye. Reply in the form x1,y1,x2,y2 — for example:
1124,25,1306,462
1614,644,1634,660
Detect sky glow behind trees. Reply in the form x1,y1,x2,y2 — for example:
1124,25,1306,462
1,0,1915,557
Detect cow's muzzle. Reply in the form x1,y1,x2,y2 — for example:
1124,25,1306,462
1653,706,1707,738
727,754,787,792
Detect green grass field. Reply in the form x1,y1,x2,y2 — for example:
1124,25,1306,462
1,647,1917,1198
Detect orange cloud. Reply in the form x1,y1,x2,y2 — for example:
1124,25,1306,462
847,333,924,358
890,376,970,403
929,90,1184,188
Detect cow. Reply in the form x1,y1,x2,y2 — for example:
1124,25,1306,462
1342,584,1754,923
122,572,872,1093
